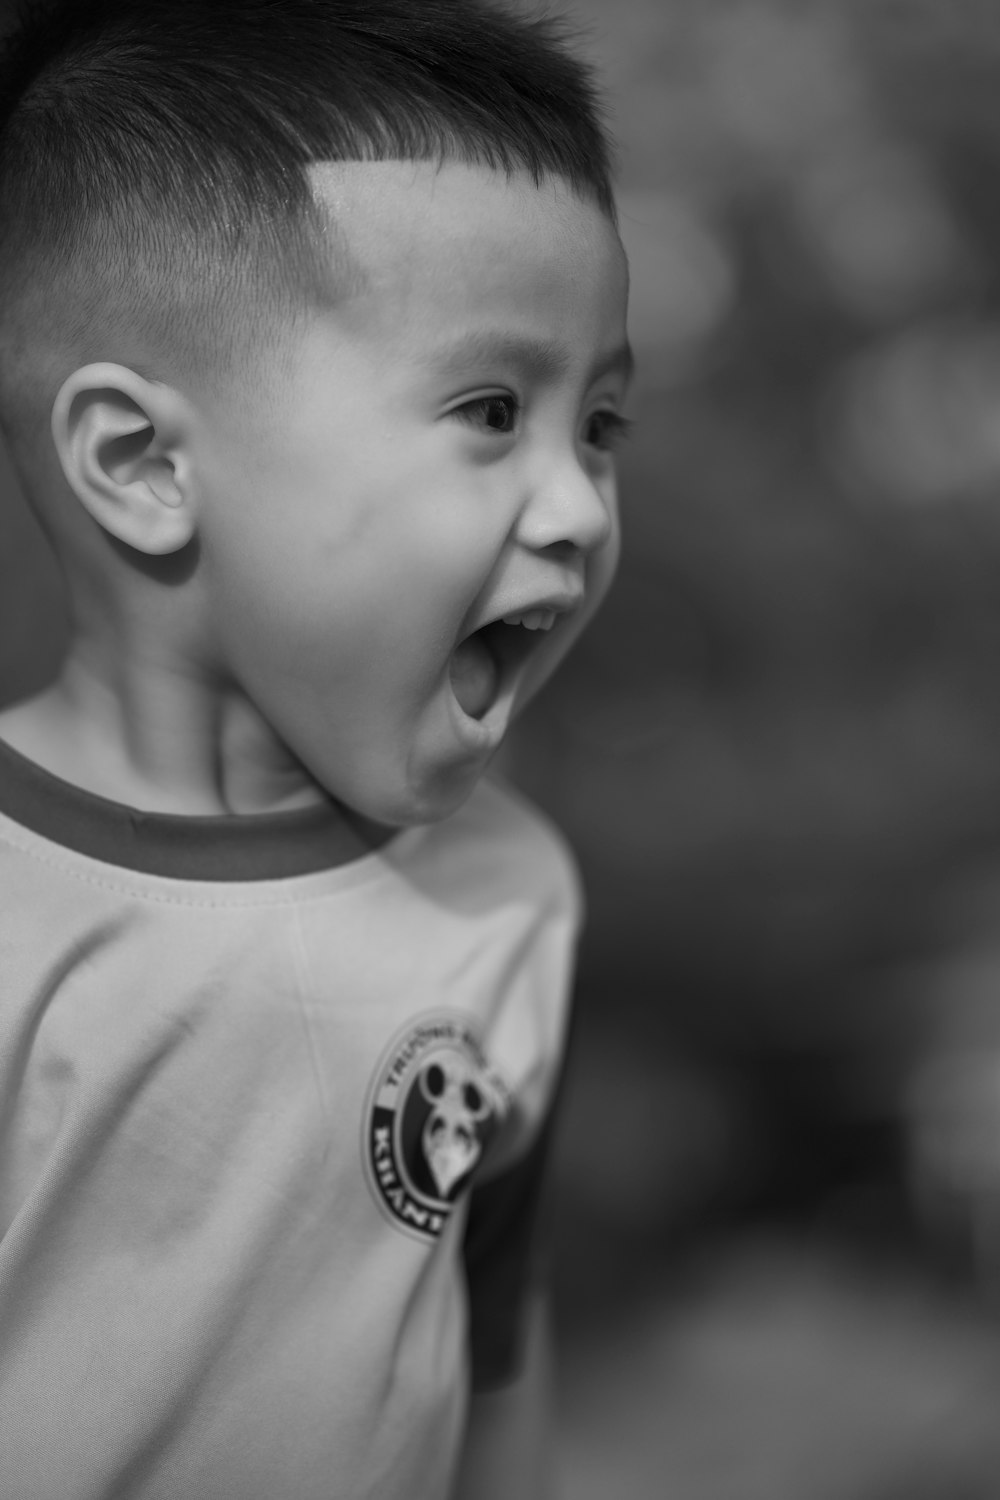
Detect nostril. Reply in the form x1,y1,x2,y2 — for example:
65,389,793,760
517,469,613,555
540,540,577,562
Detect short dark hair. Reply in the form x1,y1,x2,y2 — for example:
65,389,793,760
0,0,615,455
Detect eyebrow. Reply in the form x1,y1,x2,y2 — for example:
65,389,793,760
591,340,635,388
427,331,634,388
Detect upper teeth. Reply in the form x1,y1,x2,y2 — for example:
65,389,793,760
502,609,557,631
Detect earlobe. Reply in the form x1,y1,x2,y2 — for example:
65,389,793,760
51,363,196,556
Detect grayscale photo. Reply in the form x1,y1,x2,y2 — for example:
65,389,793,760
3,2,1000,1496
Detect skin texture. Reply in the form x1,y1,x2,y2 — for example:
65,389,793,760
0,162,630,1494
0,161,629,824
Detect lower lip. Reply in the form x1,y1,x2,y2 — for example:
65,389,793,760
446,660,520,754
449,632,499,720
445,617,566,750
448,682,509,750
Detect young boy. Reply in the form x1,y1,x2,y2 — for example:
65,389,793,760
0,0,630,1494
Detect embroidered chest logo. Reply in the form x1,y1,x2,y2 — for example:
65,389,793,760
364,1014,510,1240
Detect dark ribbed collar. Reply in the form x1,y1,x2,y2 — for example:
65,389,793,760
0,736,392,880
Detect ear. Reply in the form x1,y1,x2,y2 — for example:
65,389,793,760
51,363,197,555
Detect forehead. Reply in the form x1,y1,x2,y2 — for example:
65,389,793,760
305,159,629,374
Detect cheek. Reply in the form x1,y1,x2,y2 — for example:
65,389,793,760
211,535,454,705
587,501,621,608
199,431,505,685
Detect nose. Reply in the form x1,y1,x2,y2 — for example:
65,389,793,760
515,454,616,557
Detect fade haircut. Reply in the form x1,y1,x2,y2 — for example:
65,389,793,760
0,0,615,470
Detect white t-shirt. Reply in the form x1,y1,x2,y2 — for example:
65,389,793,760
0,742,580,1499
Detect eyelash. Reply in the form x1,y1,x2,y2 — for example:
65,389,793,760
454,395,521,435
583,410,634,452
453,396,633,451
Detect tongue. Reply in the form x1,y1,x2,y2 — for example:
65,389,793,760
450,634,499,719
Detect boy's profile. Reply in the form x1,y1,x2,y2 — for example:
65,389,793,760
0,0,630,1494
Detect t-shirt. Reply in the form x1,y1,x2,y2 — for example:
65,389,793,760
0,741,580,1499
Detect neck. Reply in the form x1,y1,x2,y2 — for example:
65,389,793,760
0,641,330,818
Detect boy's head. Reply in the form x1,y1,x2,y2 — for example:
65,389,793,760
0,0,617,445
0,0,629,826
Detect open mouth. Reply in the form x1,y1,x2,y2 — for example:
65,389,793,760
449,613,557,721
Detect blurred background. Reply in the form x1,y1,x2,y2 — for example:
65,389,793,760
7,0,1000,1493
520,0,1000,1493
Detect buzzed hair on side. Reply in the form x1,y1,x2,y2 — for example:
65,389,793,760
0,0,615,477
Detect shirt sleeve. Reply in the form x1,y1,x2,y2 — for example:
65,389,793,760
461,1096,560,1392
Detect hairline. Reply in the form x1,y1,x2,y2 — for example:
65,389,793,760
0,153,617,507
2,149,615,396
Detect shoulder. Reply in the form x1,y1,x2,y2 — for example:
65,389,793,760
395,774,583,928
458,773,577,873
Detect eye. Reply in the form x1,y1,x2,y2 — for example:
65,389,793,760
583,409,633,452
453,394,521,435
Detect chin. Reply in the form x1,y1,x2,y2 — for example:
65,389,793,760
361,760,490,831
302,717,498,831
381,783,480,830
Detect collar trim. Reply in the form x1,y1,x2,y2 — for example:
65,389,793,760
0,737,387,880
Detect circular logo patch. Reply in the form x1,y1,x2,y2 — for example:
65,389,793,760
364,1013,510,1240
